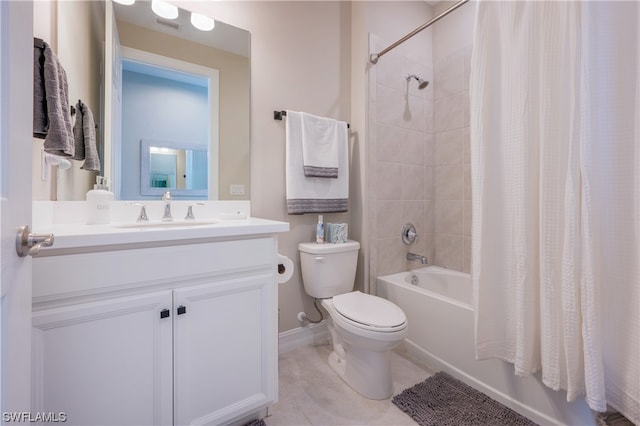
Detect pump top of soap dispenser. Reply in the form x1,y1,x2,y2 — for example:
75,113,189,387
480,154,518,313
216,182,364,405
94,176,105,190
93,176,111,191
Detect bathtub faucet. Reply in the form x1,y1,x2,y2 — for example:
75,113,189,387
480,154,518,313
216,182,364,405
406,252,428,264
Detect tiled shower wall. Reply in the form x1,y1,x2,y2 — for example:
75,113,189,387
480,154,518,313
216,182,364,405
369,37,473,288
432,46,472,273
369,35,434,286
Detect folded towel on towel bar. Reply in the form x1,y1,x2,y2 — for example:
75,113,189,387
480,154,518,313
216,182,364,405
285,110,349,214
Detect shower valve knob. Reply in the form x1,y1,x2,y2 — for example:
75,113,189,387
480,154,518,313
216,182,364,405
401,223,417,245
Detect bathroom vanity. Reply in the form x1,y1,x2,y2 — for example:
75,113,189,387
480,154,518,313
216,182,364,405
30,202,288,426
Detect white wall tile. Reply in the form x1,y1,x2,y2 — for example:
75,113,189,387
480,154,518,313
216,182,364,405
377,123,403,164
435,200,463,235
401,165,425,201
402,129,426,166
376,85,404,127
376,162,403,200
434,92,465,133
434,128,464,165
402,95,426,133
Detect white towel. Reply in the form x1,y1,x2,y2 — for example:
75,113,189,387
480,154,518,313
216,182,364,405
286,111,348,214
299,111,343,178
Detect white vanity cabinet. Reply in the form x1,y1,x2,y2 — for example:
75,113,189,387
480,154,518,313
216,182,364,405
31,234,281,426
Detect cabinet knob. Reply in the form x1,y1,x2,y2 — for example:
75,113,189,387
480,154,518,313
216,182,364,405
177,305,187,315
160,309,170,319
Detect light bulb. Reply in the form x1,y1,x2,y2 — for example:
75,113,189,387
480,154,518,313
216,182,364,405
151,0,178,20
113,0,135,5
191,12,215,31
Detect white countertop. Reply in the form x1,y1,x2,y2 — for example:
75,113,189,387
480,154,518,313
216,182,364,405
35,217,289,255
33,201,289,255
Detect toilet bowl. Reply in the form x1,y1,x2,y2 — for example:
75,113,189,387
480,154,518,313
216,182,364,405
298,241,408,400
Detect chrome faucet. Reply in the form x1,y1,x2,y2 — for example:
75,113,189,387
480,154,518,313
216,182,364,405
185,203,204,220
134,203,148,222
407,252,428,264
161,191,173,221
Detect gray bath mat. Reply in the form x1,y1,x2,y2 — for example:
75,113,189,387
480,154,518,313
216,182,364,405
392,371,538,426
243,419,266,426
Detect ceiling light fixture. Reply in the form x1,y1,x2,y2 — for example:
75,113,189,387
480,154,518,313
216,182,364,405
151,0,178,20
190,12,215,31
113,0,135,4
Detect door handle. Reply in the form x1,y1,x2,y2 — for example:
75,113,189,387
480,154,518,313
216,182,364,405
16,225,55,257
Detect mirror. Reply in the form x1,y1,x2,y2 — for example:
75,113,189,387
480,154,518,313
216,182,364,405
141,139,208,197
107,0,250,200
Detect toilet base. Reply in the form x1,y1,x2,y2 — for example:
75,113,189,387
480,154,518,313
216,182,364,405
327,343,394,400
318,297,406,400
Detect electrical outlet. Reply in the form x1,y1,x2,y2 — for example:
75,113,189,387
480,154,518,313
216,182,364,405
229,184,245,195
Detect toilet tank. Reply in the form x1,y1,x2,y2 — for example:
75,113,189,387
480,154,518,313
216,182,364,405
298,240,360,299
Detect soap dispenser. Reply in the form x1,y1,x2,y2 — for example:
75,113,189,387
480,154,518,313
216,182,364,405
86,176,114,225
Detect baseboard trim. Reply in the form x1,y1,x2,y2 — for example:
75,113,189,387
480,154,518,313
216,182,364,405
278,321,329,354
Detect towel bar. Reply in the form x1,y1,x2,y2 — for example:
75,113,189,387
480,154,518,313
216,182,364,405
274,110,350,129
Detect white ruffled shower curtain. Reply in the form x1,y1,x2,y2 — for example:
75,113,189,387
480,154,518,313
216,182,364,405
470,1,639,423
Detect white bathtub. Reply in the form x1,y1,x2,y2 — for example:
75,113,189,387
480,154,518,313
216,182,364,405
377,266,594,426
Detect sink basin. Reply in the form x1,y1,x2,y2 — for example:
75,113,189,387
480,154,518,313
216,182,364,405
114,220,219,229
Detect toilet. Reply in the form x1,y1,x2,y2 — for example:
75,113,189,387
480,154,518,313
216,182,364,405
298,240,408,400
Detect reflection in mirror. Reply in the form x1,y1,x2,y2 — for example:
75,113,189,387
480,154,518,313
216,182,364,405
119,47,218,200
141,139,207,198
105,0,250,200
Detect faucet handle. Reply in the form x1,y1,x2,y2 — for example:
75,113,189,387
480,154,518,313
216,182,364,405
185,203,205,220
162,191,172,201
128,202,148,222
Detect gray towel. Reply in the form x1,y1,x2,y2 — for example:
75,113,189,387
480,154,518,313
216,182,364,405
73,100,100,172
41,42,74,157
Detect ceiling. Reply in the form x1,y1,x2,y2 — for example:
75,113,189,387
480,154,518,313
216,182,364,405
113,0,249,58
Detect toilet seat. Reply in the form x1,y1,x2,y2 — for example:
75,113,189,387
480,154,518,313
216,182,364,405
332,291,406,332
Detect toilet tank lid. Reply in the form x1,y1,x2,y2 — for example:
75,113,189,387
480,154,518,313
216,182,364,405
298,240,360,254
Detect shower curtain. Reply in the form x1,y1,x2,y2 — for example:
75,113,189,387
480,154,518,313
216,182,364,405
470,1,639,423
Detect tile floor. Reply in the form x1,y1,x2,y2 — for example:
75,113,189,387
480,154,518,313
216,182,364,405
263,343,636,426
265,342,434,425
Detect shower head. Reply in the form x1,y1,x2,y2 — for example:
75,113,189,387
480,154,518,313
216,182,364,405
406,74,430,90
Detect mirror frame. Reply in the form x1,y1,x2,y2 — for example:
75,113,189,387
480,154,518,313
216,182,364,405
140,139,208,197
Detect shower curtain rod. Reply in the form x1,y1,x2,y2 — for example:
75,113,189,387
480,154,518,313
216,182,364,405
369,0,469,64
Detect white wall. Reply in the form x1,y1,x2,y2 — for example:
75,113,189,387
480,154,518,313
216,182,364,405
433,0,476,63
177,1,353,333
176,0,437,333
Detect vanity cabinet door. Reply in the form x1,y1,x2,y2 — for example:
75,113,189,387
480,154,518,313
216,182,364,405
173,272,278,426
31,291,173,426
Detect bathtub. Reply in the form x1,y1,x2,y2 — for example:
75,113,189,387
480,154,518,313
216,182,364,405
377,266,594,426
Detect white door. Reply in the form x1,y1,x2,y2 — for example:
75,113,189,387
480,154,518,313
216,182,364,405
0,0,34,415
